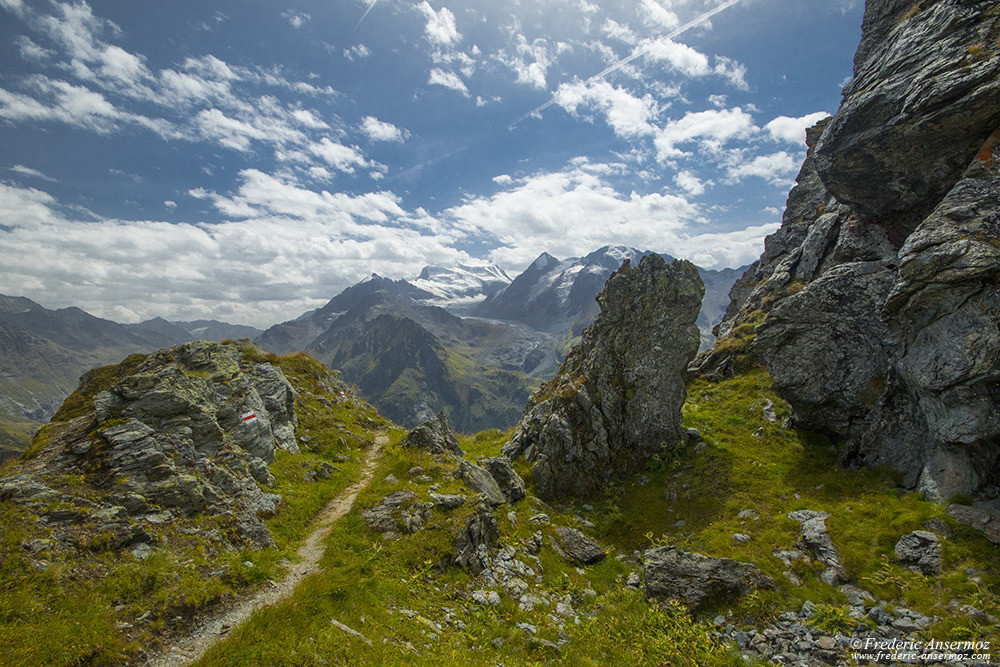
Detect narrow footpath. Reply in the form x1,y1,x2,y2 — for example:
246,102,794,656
145,433,389,667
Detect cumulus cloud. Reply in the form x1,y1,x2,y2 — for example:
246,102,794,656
765,111,830,144
641,0,679,29
307,138,372,174
343,43,371,60
554,80,658,139
360,116,407,142
418,2,461,47
727,151,800,184
674,169,707,196
654,107,757,160
428,68,469,96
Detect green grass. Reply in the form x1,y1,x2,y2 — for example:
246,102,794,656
0,349,390,665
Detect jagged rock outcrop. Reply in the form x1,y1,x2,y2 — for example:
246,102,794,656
643,546,773,610
698,0,1000,503
2,340,300,549
505,255,704,499
400,412,463,457
453,500,499,574
551,527,606,565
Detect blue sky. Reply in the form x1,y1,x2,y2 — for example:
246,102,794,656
0,0,863,327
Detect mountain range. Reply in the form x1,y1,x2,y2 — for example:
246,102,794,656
257,245,744,429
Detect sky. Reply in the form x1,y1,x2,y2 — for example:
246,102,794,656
0,0,864,327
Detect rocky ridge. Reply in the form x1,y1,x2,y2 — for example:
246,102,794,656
1,340,303,552
694,0,1000,509
505,255,704,499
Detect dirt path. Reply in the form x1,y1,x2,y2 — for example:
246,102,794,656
145,434,389,667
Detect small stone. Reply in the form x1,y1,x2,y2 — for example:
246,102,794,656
732,533,751,543
472,590,501,606
384,475,399,484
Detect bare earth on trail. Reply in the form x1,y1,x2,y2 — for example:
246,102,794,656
145,433,389,667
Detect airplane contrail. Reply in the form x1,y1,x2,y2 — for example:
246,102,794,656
510,0,744,128
351,0,382,36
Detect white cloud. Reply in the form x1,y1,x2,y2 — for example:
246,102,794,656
602,19,636,44
765,111,830,144
418,2,461,47
654,107,757,160
643,38,710,77
281,10,310,29
496,35,552,90
307,138,372,174
164,200,177,208
554,80,658,139
9,165,57,182
16,35,53,61
360,116,407,142
344,44,371,61
428,68,469,96
641,0,679,29
727,151,800,184
0,181,469,327
674,170,707,196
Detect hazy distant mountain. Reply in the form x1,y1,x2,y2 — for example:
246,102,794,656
132,317,263,343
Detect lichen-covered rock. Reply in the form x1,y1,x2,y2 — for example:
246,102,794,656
551,526,605,565
789,510,845,584
453,501,499,574
4,340,299,550
399,412,463,457
643,546,772,610
754,261,896,438
947,504,1000,544
894,530,942,574
454,460,507,507
506,255,703,499
813,0,1000,230
478,456,525,505
361,490,427,535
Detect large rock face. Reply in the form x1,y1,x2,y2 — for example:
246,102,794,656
505,255,704,499
4,340,300,549
700,0,1000,503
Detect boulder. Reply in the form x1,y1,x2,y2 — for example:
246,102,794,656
947,504,1000,544
453,501,499,574
454,460,506,507
360,490,425,535
551,527,605,565
894,530,942,574
478,456,526,504
506,256,703,499
643,546,772,610
400,412,463,457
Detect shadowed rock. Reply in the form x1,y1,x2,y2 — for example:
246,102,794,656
644,546,772,610
506,255,703,499
551,527,605,565
400,412,463,457
453,500,499,574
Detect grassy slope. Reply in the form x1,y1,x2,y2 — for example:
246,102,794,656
0,350,389,666
198,370,999,666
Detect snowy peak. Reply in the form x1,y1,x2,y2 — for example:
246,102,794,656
411,260,511,310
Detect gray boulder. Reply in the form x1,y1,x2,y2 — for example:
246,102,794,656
506,255,703,499
400,412,463,457
644,546,772,610
894,531,942,574
947,504,1000,544
360,490,425,535
454,460,506,507
453,501,499,574
551,527,605,565
478,456,526,504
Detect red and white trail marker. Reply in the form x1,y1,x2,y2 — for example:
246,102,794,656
241,411,258,424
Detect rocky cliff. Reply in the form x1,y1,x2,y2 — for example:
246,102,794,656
696,0,1000,503
505,255,704,499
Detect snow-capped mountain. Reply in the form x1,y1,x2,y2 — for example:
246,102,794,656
474,245,662,332
411,261,511,310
